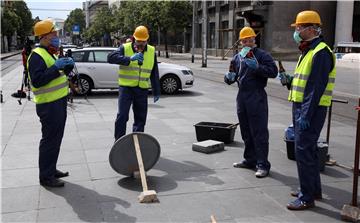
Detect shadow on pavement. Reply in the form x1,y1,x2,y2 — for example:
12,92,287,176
118,175,178,193
270,170,352,221
45,181,137,222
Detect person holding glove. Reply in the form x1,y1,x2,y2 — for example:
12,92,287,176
27,19,72,188
285,11,336,211
108,25,161,140
225,27,278,178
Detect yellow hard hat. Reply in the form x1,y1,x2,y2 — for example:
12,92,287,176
133,25,149,41
239,27,256,40
291,10,322,27
34,19,57,37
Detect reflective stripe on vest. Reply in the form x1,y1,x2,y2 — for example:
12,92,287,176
288,42,336,107
118,42,155,89
27,47,68,104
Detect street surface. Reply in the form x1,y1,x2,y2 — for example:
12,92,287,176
0,52,358,222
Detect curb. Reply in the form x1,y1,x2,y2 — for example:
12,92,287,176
1,51,22,60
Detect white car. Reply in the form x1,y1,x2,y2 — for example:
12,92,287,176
70,47,194,95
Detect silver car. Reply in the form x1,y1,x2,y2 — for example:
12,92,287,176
70,47,194,95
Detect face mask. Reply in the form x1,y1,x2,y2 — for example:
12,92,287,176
239,46,251,58
50,36,60,48
293,31,302,44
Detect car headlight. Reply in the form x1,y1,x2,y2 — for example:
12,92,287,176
181,70,193,75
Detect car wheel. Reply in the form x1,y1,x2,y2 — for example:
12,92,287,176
77,75,93,95
161,74,180,94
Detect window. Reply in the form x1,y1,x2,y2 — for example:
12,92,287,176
71,51,85,62
87,51,95,62
93,51,110,63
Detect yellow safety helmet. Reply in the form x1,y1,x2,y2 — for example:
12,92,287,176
239,27,256,40
133,25,149,41
34,19,57,37
291,10,322,27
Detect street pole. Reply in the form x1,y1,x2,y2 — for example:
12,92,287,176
201,0,207,68
191,1,195,63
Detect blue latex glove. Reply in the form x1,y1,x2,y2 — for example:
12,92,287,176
153,95,159,103
224,72,236,85
54,57,74,70
244,58,258,69
277,72,293,86
130,53,144,63
296,117,310,130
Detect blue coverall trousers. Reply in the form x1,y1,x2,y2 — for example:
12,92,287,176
114,86,148,140
237,88,271,170
36,96,67,181
293,102,327,203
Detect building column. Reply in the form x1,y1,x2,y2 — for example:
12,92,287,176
228,1,235,46
335,0,354,44
215,2,220,56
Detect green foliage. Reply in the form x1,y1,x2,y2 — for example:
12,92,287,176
1,5,21,37
12,1,33,42
64,8,86,35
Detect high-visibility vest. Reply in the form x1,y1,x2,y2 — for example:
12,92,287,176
118,42,155,89
27,47,68,104
288,42,336,107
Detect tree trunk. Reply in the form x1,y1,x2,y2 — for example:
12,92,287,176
164,30,169,58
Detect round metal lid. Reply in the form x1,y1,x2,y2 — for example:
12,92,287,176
109,132,161,176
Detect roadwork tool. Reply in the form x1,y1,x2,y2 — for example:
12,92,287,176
109,132,160,203
341,98,360,222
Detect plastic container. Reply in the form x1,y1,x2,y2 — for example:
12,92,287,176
194,122,237,144
284,139,328,171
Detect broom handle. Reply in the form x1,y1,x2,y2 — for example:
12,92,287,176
133,134,148,192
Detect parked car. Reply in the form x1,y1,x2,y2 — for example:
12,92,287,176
334,42,360,59
69,47,194,95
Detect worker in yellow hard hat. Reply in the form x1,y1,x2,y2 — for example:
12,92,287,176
224,26,278,178
27,19,74,187
108,25,160,140
279,10,336,210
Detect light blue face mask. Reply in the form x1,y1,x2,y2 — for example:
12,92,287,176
50,36,60,48
239,46,251,58
293,31,302,44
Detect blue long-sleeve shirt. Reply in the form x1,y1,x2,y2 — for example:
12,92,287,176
230,47,278,90
28,47,61,88
297,37,333,121
107,43,161,97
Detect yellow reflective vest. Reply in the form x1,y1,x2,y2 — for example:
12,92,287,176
27,47,68,104
288,42,336,107
118,42,155,89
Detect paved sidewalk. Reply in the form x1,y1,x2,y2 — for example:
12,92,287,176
1,56,357,222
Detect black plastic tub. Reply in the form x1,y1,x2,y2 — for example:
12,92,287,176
284,139,328,171
194,122,237,144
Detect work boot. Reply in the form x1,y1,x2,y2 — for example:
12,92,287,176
55,169,69,178
40,178,65,188
233,160,256,169
287,198,315,210
255,168,269,178
290,190,322,200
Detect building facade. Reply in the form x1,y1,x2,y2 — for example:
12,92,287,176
193,0,359,59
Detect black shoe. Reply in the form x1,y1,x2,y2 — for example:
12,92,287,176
55,169,69,178
233,160,256,169
290,190,322,200
287,198,315,210
40,178,65,188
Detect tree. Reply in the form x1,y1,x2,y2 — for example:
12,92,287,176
91,7,116,46
12,0,33,45
114,1,192,57
64,8,85,42
1,5,21,51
